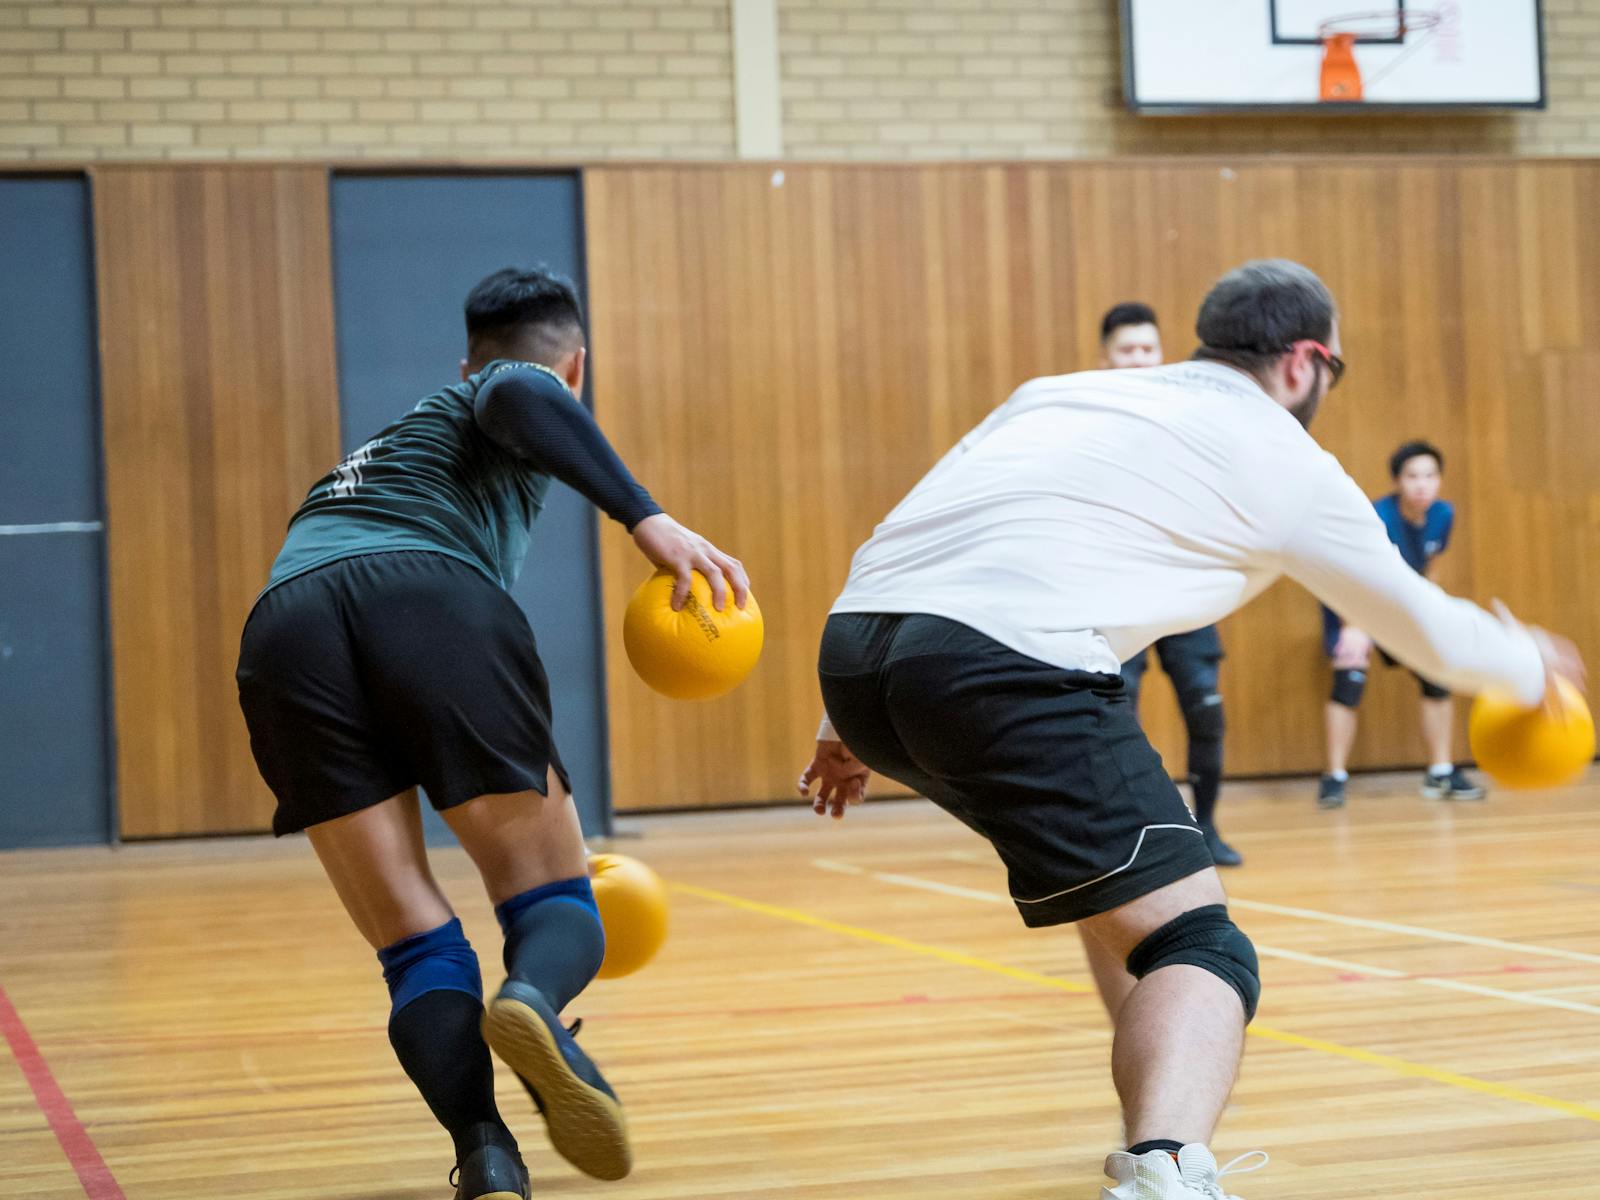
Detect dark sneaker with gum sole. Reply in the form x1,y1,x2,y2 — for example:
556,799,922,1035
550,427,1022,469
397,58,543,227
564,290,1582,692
450,1124,528,1200
482,981,631,1181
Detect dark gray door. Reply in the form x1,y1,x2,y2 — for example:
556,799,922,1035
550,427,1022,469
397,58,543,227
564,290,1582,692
0,176,113,848
328,173,610,838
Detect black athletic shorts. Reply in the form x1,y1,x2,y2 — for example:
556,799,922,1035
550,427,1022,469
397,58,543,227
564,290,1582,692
1375,649,1451,699
237,550,569,836
818,612,1214,927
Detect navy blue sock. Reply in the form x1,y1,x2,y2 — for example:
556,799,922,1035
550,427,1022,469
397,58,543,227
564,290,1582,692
494,876,605,1013
377,918,512,1160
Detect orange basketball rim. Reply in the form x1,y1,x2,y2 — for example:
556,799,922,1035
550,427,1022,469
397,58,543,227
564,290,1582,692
1318,9,1444,103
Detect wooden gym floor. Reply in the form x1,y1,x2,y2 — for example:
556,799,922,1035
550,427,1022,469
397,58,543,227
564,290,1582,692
4,769,1600,1200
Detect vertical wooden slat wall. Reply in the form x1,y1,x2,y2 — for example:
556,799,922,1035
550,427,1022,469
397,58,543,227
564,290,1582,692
79,160,1600,828
93,165,341,837
584,161,1600,811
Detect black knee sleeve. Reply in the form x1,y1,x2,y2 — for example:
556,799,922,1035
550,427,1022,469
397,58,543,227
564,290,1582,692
1125,904,1260,1022
1181,691,1224,740
1417,675,1450,700
1330,667,1367,709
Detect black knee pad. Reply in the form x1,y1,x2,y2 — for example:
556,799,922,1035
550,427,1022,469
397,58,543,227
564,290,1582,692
1417,675,1450,700
1125,904,1260,1022
1181,689,1224,741
1330,667,1366,708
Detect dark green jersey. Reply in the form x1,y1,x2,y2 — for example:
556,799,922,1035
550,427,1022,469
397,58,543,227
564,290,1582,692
265,363,553,593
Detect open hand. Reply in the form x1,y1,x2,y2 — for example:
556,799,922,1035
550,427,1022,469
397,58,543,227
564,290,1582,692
1491,600,1586,699
798,740,871,820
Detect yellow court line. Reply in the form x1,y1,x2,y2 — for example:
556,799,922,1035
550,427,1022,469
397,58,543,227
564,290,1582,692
1243,1026,1600,1123
670,880,1094,995
670,880,1600,1125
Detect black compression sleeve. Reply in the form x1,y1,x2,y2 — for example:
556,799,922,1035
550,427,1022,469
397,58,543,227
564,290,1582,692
473,363,663,531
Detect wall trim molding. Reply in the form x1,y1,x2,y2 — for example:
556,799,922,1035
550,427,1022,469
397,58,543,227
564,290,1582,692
731,0,783,159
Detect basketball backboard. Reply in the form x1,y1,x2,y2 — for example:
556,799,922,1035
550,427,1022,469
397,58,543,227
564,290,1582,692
1121,1,1545,113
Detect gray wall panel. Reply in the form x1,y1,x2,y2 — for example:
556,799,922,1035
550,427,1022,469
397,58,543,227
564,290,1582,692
0,535,111,846
0,177,100,523
329,173,610,839
0,175,111,847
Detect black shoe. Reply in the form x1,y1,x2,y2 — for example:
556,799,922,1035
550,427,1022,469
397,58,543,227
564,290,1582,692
1317,774,1347,809
1422,766,1486,801
482,981,631,1181
1201,825,1243,867
450,1125,529,1200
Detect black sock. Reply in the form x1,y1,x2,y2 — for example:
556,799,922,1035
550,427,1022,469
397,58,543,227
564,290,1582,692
1192,768,1221,828
1128,1138,1185,1157
389,989,514,1161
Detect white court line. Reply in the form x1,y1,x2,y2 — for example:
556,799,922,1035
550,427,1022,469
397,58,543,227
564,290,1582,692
0,521,103,535
816,859,1013,905
1421,978,1600,1017
814,859,864,873
939,849,1600,968
1254,945,1600,1016
1227,897,1600,967
1251,944,1404,978
813,858,1600,1020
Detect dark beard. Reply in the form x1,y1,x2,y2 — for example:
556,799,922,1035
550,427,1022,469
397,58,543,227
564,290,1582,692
1288,390,1320,430
1288,362,1326,429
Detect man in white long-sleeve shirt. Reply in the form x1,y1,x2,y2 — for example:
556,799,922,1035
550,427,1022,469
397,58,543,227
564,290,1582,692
797,260,1580,1200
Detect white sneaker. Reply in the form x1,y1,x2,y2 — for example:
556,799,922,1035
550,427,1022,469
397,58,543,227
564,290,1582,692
1100,1145,1268,1199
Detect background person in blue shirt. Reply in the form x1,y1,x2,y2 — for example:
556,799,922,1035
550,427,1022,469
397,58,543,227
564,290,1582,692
1318,441,1485,808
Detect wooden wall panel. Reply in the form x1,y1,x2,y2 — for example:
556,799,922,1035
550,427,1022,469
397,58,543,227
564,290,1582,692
586,161,1600,811
94,165,340,837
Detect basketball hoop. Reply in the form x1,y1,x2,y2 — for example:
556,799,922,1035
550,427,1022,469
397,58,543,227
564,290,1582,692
1318,9,1443,102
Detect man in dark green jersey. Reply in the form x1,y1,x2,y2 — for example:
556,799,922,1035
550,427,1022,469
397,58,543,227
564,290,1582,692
237,266,748,1200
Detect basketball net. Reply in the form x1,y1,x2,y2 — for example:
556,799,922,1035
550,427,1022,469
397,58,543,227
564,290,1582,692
1318,9,1443,102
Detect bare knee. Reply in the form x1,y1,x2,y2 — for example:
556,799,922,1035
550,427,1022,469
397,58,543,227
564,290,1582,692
1079,924,1137,1024
307,791,454,949
1081,869,1227,958
443,766,588,905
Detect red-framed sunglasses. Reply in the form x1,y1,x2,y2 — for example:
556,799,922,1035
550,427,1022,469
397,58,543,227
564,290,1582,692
1302,340,1346,388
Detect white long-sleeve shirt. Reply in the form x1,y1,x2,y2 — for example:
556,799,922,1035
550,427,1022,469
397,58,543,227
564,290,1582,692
829,360,1544,706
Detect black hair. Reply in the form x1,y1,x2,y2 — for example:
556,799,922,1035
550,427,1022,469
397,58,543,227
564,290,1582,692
464,265,586,365
1100,302,1159,342
1191,259,1336,375
1390,439,1443,479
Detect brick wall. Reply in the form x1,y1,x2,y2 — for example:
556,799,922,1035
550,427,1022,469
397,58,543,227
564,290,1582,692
0,0,734,159
1,0,1597,161
782,0,1600,159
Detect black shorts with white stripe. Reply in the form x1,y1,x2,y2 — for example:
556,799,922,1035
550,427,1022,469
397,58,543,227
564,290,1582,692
818,612,1214,927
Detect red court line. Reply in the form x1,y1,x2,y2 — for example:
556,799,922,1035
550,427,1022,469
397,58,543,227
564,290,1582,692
0,982,126,1200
